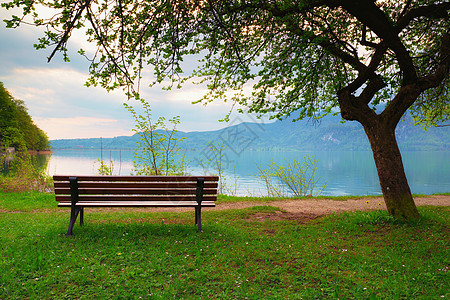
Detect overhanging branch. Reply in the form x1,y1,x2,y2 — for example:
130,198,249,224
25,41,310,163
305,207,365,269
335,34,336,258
339,0,418,84
382,32,450,127
397,2,450,31
47,0,92,63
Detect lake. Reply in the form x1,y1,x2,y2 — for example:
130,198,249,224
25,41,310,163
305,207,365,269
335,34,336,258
41,149,449,197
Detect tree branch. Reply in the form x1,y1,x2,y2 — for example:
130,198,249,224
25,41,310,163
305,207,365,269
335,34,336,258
417,32,450,91
360,25,380,49
85,4,133,87
339,0,418,84
47,0,92,62
383,32,450,128
396,2,450,31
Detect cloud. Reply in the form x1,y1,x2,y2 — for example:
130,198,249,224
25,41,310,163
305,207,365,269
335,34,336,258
34,116,133,140
0,66,135,139
2,66,129,114
0,8,272,140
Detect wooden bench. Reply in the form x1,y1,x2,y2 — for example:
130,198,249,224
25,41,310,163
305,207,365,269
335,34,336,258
53,175,219,235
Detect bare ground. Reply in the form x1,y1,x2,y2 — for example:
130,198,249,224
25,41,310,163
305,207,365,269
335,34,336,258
2,195,448,223
95,195,449,224
212,195,450,222
212,195,450,215
78,194,449,217
118,195,448,214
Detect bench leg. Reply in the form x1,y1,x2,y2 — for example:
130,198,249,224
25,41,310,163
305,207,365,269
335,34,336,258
67,207,82,236
195,207,202,232
80,207,84,226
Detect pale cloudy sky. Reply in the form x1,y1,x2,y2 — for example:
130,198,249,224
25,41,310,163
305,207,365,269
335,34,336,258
0,7,263,140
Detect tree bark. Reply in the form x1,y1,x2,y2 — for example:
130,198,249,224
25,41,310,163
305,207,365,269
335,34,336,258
362,118,420,221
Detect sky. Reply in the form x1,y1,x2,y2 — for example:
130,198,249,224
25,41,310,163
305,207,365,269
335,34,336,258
0,6,267,140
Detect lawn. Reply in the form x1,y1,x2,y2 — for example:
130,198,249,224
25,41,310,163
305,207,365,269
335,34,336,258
0,191,448,299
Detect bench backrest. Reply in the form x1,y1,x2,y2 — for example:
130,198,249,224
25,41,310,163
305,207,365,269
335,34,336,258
53,175,219,204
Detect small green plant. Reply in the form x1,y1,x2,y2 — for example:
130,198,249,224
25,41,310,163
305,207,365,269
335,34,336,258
196,141,230,194
257,155,326,197
256,163,285,197
124,98,187,175
222,167,241,196
94,158,115,175
93,140,117,175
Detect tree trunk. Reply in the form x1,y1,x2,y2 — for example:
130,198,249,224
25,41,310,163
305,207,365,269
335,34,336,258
362,120,420,221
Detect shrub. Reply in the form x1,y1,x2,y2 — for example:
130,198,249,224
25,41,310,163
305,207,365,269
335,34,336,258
0,151,52,193
257,155,326,197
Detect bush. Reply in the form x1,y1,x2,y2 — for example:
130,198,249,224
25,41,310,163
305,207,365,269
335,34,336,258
0,151,52,193
257,155,326,197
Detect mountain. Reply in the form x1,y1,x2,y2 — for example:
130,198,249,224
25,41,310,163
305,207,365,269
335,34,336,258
50,113,449,151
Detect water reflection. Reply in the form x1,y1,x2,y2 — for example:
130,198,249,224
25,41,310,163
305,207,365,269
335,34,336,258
40,149,449,197
1,152,52,176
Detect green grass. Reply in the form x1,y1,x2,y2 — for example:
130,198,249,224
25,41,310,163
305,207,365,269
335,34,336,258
0,191,56,211
0,191,448,299
218,193,448,203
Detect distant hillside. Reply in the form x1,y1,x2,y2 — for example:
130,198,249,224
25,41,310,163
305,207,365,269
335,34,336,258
50,113,449,151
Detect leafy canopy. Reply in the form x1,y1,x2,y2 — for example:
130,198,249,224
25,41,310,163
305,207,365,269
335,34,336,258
2,0,449,125
0,82,49,150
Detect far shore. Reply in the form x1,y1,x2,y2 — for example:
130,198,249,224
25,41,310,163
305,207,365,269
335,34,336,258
29,150,54,155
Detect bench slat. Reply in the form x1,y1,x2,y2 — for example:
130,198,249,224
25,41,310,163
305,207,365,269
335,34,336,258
54,181,218,189
54,187,218,196
53,175,219,182
55,195,217,202
58,201,216,207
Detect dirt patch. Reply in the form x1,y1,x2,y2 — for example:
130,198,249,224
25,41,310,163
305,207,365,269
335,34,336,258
2,195,448,218
245,211,321,224
211,195,450,216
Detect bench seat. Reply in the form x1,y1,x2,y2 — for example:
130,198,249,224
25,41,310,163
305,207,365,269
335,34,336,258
57,201,216,207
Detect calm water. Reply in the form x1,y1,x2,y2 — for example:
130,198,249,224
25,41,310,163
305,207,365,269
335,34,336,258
43,149,450,196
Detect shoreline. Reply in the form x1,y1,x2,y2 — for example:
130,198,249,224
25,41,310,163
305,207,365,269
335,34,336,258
29,150,54,155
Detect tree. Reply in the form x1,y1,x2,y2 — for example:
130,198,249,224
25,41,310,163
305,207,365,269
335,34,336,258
124,98,186,175
3,0,449,220
0,82,49,151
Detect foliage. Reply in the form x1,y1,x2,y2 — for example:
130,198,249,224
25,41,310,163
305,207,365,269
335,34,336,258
0,151,52,193
124,98,186,175
411,93,450,129
196,141,228,194
3,0,449,219
257,155,326,197
0,193,448,298
0,82,49,151
2,1,447,124
0,82,53,193
195,141,242,196
93,158,115,176
93,140,119,176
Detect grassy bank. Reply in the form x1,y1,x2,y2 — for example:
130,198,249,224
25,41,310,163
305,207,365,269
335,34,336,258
0,191,448,299
217,192,450,203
